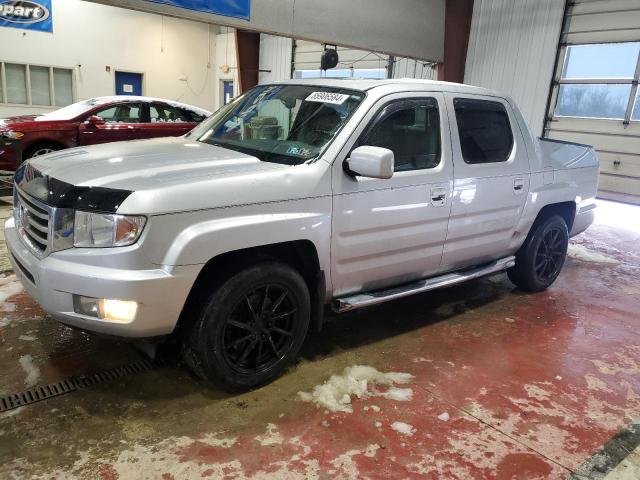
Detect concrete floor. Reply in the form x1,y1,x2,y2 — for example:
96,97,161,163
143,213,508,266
0,199,639,479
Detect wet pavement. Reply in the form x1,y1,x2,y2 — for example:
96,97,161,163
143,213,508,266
0,199,639,479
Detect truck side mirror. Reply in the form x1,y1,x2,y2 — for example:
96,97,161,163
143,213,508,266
346,146,394,179
85,115,106,127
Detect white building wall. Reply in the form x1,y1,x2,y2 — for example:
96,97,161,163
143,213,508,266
259,34,293,84
464,0,565,135
0,0,219,117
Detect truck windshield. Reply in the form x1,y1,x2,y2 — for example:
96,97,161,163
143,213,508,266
188,85,365,165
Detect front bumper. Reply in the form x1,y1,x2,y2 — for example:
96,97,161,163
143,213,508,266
4,216,200,337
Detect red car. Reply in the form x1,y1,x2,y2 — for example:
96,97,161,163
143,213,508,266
0,96,211,171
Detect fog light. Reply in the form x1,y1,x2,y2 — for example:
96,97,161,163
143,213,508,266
101,299,138,323
73,295,138,323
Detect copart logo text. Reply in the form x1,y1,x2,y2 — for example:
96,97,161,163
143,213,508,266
0,1,50,24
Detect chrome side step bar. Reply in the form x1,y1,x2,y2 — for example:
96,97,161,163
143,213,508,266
332,256,516,313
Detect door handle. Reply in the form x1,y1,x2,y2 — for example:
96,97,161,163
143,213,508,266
513,178,524,194
430,186,447,207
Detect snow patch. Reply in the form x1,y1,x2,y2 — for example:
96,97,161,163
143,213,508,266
0,275,23,305
567,244,618,264
383,387,413,402
18,335,36,342
254,423,283,446
297,365,414,413
1,406,24,419
391,421,415,436
0,302,16,312
19,355,40,387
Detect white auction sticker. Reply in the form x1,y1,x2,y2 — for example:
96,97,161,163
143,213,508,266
305,91,350,105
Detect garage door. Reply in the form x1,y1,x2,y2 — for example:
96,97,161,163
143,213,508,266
544,0,640,205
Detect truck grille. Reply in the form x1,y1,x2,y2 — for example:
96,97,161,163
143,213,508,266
14,188,51,256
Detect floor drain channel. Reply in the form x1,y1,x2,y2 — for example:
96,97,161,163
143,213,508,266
0,359,156,413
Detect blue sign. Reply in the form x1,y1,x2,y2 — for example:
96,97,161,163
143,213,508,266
145,0,250,20
0,0,52,33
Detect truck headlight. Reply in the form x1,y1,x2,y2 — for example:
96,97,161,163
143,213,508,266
74,211,146,248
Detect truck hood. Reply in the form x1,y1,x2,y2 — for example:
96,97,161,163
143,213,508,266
28,137,288,190
23,137,330,215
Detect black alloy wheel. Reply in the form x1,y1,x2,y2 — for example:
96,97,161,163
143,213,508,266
508,215,569,292
183,262,310,392
533,225,567,283
222,284,298,374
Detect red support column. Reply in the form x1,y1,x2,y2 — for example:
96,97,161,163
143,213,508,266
438,0,475,83
235,29,261,93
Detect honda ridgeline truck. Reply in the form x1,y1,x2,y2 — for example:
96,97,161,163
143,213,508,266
5,79,599,391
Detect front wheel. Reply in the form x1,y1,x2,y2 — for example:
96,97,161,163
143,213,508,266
23,142,60,160
183,262,310,392
507,215,569,292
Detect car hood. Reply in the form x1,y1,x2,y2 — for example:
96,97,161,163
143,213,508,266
23,137,330,215
0,115,74,130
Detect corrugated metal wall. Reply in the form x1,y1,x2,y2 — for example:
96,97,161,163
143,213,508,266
464,0,565,135
259,34,293,84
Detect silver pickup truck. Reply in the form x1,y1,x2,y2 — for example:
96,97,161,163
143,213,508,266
5,79,598,391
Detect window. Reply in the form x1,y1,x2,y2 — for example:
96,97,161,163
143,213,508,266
555,43,640,121
5,63,27,104
454,98,513,164
150,104,189,123
1,62,74,106
181,108,206,123
189,84,364,165
30,66,51,106
360,99,441,172
94,103,142,123
53,68,73,107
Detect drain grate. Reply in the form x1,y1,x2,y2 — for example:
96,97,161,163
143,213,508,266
0,359,156,413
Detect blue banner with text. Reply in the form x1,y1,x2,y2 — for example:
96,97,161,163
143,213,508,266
0,0,53,33
145,0,250,20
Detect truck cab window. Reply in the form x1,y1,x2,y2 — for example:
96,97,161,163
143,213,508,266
453,98,513,164
361,99,441,172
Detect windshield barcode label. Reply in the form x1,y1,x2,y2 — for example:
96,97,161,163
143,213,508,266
305,92,350,105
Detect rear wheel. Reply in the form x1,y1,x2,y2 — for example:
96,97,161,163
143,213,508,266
507,215,569,292
23,142,60,160
183,262,310,392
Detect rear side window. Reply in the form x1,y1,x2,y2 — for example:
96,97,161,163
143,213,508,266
150,103,190,123
360,98,441,172
453,98,513,164
182,108,206,123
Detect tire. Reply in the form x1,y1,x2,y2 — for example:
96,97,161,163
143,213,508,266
507,215,569,292
183,262,310,392
23,142,61,160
